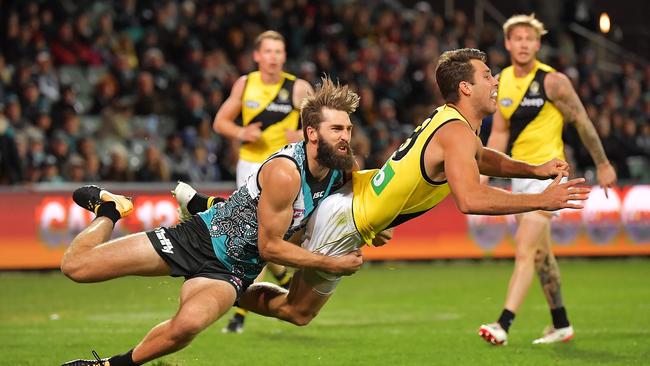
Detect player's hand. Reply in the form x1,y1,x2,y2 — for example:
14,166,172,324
239,122,262,143
372,228,394,247
596,161,617,198
534,158,569,180
329,250,363,276
540,175,590,211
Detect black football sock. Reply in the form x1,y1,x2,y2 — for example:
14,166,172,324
96,202,121,225
108,349,139,366
551,307,570,329
498,309,516,333
187,193,211,214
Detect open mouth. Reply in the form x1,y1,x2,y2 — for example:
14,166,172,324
490,90,497,102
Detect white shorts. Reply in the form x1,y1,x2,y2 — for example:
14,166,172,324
236,160,262,188
511,177,568,215
300,181,363,294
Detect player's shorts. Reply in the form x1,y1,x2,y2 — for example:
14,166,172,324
300,181,363,295
511,177,568,216
147,215,251,298
236,159,263,188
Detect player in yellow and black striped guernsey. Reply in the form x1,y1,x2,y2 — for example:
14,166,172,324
479,14,617,346
211,30,313,333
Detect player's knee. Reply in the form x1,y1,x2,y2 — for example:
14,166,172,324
60,255,92,283
171,313,210,341
533,249,547,269
514,244,537,263
285,307,318,326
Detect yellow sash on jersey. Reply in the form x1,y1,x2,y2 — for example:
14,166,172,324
239,71,300,163
497,61,565,164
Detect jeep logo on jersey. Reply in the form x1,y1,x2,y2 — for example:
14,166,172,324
519,97,544,108
313,191,324,200
266,102,293,113
372,162,395,195
500,98,513,107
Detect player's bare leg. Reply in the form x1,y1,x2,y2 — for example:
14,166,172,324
132,278,237,363
479,211,548,345
504,212,551,313
532,233,573,344
60,186,170,282
238,269,333,326
61,278,237,366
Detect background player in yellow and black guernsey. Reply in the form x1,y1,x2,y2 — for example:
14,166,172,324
210,30,313,332
478,14,617,346
178,49,590,327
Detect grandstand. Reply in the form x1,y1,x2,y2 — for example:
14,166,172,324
0,0,648,184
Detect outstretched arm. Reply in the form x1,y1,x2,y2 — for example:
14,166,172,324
546,72,617,194
257,159,362,276
438,122,588,215
478,147,569,179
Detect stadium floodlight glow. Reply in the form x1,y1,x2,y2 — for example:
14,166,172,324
599,13,611,34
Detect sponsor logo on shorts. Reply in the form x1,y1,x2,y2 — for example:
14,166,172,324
155,228,174,254
229,276,243,292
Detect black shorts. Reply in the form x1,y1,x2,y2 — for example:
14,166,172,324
147,215,251,298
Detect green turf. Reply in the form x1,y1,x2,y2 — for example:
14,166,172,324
1,259,649,365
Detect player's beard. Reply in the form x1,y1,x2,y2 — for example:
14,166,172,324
316,137,355,171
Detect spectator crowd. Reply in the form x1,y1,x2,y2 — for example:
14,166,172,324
0,0,648,185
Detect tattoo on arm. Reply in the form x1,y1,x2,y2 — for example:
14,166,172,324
552,78,609,165
537,252,564,308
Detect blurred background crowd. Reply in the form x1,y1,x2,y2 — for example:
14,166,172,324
0,0,648,185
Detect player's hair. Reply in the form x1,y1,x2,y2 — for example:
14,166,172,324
300,76,359,139
435,48,487,104
503,13,548,39
254,30,285,50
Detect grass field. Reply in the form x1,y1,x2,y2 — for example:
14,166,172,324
1,259,649,365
